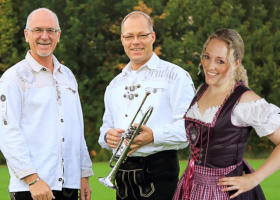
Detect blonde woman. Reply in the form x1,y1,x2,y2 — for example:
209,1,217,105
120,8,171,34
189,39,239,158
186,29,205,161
173,28,280,200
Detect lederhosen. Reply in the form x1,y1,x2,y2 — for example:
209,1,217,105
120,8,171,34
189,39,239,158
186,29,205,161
116,150,179,200
173,83,266,200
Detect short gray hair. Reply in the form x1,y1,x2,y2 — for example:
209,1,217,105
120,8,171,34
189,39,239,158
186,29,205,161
25,8,60,29
121,11,153,34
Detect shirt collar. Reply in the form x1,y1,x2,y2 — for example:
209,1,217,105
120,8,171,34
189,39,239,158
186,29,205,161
122,53,160,75
25,51,63,73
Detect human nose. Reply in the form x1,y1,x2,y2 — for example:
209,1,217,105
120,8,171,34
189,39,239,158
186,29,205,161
131,35,140,43
40,30,49,39
206,59,216,70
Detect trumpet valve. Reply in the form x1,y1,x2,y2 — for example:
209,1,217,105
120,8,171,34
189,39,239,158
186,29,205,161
125,126,136,139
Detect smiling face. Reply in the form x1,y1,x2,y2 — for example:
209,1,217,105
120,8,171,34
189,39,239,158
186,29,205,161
201,38,237,87
121,15,155,70
24,9,61,62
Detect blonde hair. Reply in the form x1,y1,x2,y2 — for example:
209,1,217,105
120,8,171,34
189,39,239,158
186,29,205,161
201,28,248,87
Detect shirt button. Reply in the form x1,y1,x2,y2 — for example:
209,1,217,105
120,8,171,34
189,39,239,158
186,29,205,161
125,114,128,117
3,120,7,125
129,86,135,91
128,94,134,100
62,138,65,142
58,178,63,181
0,95,6,102
60,118,64,123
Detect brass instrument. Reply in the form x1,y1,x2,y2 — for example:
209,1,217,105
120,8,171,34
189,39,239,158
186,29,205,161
98,91,153,189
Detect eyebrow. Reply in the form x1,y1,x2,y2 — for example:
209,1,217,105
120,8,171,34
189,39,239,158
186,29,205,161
216,56,226,59
204,52,226,59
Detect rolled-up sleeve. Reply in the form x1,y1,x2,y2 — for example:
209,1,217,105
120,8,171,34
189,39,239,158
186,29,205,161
0,80,36,179
75,90,93,177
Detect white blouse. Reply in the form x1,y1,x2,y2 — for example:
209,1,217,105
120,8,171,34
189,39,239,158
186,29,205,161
185,99,280,137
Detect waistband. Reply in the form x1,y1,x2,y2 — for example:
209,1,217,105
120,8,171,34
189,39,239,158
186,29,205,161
119,150,178,170
194,161,242,177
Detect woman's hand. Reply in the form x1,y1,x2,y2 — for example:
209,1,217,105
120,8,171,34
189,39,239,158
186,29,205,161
218,173,259,199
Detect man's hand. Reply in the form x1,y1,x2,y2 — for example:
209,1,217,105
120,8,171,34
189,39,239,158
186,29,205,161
106,128,124,148
80,177,91,200
24,174,55,200
128,124,154,155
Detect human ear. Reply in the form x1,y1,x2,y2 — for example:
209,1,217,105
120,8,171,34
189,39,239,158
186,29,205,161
235,59,241,69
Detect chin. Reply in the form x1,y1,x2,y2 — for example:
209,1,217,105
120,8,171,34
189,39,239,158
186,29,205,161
37,51,52,57
205,78,216,85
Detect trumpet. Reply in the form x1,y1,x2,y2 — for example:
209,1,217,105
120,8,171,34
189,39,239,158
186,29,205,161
98,91,153,189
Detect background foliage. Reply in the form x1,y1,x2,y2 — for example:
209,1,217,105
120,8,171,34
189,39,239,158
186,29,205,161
0,0,280,163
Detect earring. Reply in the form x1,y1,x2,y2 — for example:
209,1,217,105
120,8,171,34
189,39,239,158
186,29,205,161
197,63,202,75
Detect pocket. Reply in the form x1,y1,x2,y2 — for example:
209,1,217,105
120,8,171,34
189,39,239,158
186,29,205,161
116,170,128,199
134,170,155,198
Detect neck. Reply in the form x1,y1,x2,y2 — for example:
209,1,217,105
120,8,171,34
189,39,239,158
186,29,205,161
207,81,236,95
130,63,142,71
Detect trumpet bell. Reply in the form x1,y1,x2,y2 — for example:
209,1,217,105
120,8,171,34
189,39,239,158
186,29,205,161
98,177,117,190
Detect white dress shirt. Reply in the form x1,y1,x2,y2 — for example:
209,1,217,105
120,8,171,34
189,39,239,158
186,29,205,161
186,99,280,137
99,53,195,157
0,52,93,192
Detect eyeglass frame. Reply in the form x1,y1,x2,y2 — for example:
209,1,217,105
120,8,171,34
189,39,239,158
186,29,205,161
122,32,153,42
26,27,60,36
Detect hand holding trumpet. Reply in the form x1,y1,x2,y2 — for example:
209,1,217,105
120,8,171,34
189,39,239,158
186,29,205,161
127,124,154,155
98,92,153,190
106,128,123,148
105,124,154,155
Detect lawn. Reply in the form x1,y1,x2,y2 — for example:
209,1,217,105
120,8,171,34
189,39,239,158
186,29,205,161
0,159,279,199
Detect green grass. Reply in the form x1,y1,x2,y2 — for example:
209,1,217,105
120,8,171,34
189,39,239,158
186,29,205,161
0,159,279,199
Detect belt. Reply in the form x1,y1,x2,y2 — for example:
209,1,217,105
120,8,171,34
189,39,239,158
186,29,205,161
119,150,178,170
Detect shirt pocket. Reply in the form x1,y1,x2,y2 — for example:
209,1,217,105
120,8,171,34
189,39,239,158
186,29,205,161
141,81,169,109
58,83,78,105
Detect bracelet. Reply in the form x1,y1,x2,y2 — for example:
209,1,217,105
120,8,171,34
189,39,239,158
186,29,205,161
28,177,40,186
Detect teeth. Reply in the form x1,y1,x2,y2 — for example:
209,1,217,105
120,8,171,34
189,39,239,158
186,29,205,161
131,48,143,51
207,72,217,76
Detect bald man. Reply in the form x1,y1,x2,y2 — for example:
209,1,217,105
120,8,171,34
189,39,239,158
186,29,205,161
0,8,92,200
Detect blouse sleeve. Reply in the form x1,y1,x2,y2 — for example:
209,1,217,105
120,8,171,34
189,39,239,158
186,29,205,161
232,99,280,137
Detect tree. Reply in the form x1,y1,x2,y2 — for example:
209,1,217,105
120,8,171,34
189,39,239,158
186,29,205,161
0,0,20,73
0,0,279,162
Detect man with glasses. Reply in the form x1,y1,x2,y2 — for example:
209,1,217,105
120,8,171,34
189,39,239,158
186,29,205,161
0,8,92,200
99,11,195,200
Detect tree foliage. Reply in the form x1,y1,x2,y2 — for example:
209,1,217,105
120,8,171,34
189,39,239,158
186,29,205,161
0,0,279,162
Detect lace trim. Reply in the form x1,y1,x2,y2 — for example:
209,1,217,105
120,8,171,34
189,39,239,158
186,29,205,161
184,82,241,127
